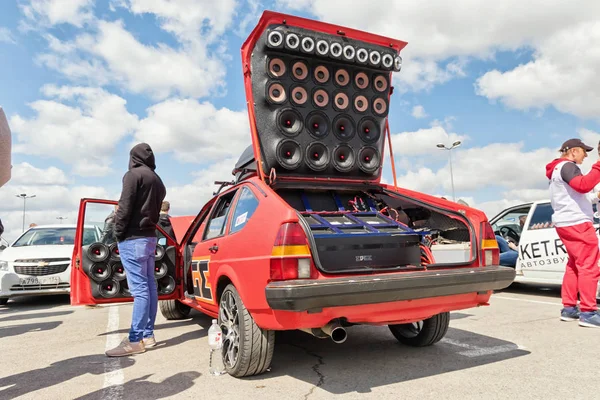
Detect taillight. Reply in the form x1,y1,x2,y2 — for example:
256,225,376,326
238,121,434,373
480,221,499,266
270,222,316,280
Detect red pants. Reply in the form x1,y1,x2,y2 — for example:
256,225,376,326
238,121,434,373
555,222,600,312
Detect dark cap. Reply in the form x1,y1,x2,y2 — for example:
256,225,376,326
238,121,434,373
560,138,594,152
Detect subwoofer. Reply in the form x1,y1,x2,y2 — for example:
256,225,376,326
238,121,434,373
333,114,355,141
277,108,303,136
89,262,111,282
268,57,286,78
332,144,355,172
291,86,308,106
112,262,126,281
157,276,176,295
333,92,349,111
266,81,286,104
372,97,388,116
98,279,120,298
358,117,381,143
334,69,350,87
354,72,369,89
154,261,168,279
373,75,388,92
109,243,120,260
155,244,165,261
120,280,131,297
312,88,329,108
313,65,330,84
358,146,381,173
292,60,308,81
306,111,329,139
87,243,109,263
305,142,330,171
276,139,302,170
353,95,369,113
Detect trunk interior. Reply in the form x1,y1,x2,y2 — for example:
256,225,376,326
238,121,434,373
276,187,475,275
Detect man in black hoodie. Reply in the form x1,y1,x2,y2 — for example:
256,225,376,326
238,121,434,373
106,143,166,357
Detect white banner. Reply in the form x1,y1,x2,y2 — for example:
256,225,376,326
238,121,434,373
0,107,11,187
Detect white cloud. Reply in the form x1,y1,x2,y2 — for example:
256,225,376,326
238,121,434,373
390,125,468,156
37,20,227,100
411,105,427,119
134,98,250,163
476,21,600,120
10,85,139,177
11,163,69,185
0,27,16,44
20,0,94,28
275,1,600,92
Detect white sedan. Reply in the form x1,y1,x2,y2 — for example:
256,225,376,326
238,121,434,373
0,224,101,305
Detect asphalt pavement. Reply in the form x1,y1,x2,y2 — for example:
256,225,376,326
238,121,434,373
0,283,598,400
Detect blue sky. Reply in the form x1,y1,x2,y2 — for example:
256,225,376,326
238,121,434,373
1,0,599,240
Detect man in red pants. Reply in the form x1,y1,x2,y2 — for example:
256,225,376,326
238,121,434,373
546,138,600,328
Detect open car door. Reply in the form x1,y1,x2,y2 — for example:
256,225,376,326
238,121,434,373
70,199,183,306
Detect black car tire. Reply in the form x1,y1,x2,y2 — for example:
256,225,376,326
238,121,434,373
388,312,450,347
0,298,8,306
159,300,192,320
220,284,274,377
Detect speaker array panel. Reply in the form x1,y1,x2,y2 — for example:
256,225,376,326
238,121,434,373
82,242,177,300
251,24,396,180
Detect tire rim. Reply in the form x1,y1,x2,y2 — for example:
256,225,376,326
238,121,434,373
219,291,240,368
397,321,423,338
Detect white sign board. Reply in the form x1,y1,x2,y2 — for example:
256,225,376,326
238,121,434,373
0,107,11,187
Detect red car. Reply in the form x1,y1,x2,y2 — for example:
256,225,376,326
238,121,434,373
70,11,515,378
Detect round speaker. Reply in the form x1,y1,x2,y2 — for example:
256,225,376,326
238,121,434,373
369,50,382,66
312,89,329,108
154,261,168,279
301,36,315,53
394,55,403,72
109,242,120,260
277,108,303,136
358,146,381,173
89,262,110,282
268,58,286,78
267,30,283,48
291,60,308,81
155,244,165,261
99,279,121,299
112,262,126,281
372,97,388,116
291,86,308,106
276,139,302,170
356,48,369,64
285,33,300,50
313,65,330,84
158,276,176,295
335,69,350,87
353,95,369,113
343,45,356,61
305,142,330,171
333,92,349,111
316,40,329,56
355,72,369,89
87,243,109,263
330,42,343,58
306,111,329,139
358,117,381,143
373,75,388,92
382,53,394,69
332,145,356,172
120,280,131,297
266,82,286,104
333,114,356,141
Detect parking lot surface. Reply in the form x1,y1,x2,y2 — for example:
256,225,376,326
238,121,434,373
0,284,597,400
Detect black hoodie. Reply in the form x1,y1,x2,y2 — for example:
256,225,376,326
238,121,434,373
114,143,166,242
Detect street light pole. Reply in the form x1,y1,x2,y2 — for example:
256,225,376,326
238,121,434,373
436,141,462,202
15,193,36,231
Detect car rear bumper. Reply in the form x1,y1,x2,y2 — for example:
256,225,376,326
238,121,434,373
265,265,516,311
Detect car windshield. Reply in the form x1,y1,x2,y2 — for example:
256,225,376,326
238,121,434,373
12,227,95,247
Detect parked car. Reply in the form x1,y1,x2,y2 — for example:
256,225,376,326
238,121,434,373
490,200,600,299
69,10,515,378
0,224,101,305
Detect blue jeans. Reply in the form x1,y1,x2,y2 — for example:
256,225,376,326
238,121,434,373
496,235,518,268
118,237,158,342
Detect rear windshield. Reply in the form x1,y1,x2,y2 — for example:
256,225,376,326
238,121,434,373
12,227,97,247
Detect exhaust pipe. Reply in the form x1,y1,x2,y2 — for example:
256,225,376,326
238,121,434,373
299,320,347,344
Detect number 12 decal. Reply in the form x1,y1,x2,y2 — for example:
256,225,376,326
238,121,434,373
191,259,213,304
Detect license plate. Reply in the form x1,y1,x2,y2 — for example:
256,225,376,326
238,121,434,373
19,276,60,285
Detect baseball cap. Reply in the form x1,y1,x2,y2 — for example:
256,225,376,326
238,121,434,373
560,138,594,152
